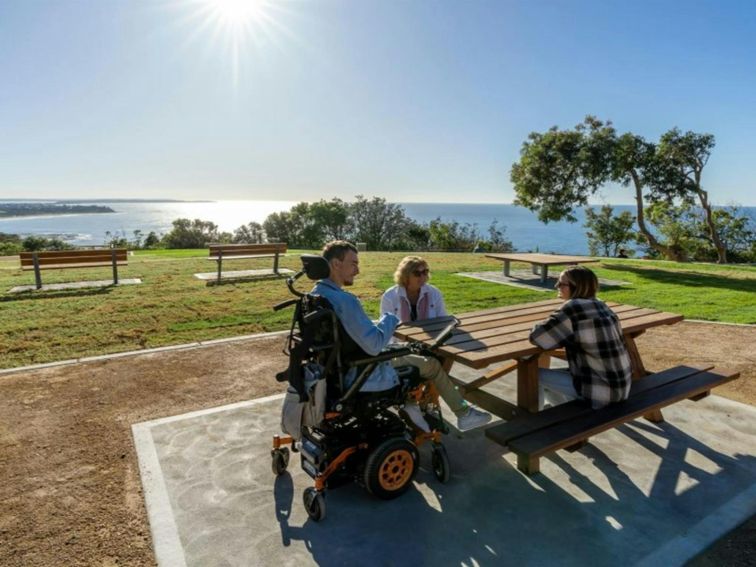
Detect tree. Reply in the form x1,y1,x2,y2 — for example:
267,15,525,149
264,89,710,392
143,231,161,249
609,131,684,260
309,198,349,242
705,206,755,262
347,195,412,250
262,211,298,245
511,117,613,223
485,220,514,252
21,236,72,251
510,116,728,263
583,205,636,257
162,218,220,248
643,201,699,261
654,129,726,262
233,222,265,243
0,232,22,256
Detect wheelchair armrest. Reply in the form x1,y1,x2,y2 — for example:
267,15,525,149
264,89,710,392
346,346,412,368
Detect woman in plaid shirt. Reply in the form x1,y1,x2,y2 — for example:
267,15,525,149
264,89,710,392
529,266,632,409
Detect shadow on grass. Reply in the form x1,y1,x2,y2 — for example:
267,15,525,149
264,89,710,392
601,264,756,293
0,286,114,302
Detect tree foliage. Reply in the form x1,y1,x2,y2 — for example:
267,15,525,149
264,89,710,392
583,205,636,257
233,222,265,244
510,116,736,262
162,218,221,249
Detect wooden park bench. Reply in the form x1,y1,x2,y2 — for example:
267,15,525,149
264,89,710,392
485,365,740,475
207,242,287,284
20,249,128,290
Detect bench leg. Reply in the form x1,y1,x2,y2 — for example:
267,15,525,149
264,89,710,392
503,260,510,277
217,254,223,284
541,265,548,283
517,454,540,475
517,356,540,414
644,409,665,423
273,252,280,275
625,334,665,423
111,249,119,285
33,253,42,289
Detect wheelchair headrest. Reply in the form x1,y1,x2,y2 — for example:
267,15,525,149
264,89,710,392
300,254,331,280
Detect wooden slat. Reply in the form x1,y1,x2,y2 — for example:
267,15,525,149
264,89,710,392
208,243,286,258
616,311,684,334
22,261,127,271
397,301,633,342
508,368,739,458
485,365,714,447
409,305,656,346
455,298,564,319
20,250,127,268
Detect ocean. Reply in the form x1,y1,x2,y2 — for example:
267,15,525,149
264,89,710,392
1,200,749,255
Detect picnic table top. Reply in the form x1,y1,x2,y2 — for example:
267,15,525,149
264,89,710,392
484,253,599,265
394,298,684,369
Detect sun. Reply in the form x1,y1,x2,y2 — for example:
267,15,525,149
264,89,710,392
206,0,266,27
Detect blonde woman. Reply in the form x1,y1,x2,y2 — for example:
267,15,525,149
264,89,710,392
380,256,447,323
381,256,491,431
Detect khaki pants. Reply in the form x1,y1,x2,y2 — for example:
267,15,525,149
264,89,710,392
391,353,467,416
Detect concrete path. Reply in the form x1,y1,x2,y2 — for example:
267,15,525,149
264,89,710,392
134,383,756,566
9,278,142,293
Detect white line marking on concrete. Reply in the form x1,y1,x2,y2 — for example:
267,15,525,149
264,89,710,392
132,394,285,566
635,483,756,566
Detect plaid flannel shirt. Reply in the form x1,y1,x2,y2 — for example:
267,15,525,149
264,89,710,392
529,298,632,408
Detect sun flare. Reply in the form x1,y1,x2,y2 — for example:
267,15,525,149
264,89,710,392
206,0,265,27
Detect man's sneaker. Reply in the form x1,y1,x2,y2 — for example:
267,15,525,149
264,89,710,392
456,406,492,431
401,404,431,433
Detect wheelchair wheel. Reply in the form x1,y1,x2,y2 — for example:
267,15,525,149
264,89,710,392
431,442,450,483
303,487,326,522
363,437,418,500
271,447,290,476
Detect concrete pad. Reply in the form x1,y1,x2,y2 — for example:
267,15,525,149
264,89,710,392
458,270,628,292
8,278,142,293
133,388,756,566
193,269,294,284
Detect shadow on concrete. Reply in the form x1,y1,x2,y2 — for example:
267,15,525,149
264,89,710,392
266,409,755,566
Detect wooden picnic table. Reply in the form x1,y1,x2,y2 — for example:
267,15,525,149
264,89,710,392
393,298,684,421
485,253,599,283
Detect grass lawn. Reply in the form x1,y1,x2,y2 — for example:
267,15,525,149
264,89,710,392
1,250,754,369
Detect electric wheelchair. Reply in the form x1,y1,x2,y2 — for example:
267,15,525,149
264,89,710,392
270,254,458,521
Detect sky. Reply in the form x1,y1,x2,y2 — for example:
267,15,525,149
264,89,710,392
1,0,755,205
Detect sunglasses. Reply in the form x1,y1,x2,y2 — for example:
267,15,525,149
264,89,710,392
412,268,430,277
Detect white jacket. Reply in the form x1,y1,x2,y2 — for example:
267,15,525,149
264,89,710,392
380,284,448,323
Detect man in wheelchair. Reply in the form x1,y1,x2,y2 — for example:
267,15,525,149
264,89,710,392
271,240,490,521
315,240,491,432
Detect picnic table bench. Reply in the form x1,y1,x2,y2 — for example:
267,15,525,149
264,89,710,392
485,365,740,474
485,253,599,283
395,299,740,475
208,242,287,284
20,249,128,290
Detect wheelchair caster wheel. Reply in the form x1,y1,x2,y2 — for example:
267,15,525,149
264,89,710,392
271,447,290,476
431,443,450,483
303,487,326,522
364,437,418,500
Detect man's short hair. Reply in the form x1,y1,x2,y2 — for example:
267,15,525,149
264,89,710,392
561,265,599,299
322,240,358,262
